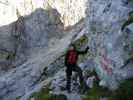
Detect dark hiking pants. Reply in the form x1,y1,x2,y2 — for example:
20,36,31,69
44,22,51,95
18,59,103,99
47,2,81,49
66,64,85,91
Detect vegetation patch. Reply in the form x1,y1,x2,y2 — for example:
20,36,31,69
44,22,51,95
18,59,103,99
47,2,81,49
82,78,133,100
82,82,110,100
74,35,90,63
121,15,133,31
28,86,67,100
109,78,133,100
28,86,51,100
74,35,88,50
127,0,133,3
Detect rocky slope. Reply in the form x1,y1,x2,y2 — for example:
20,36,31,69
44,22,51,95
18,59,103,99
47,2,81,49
0,0,81,99
0,3,86,99
0,0,133,100
0,0,86,72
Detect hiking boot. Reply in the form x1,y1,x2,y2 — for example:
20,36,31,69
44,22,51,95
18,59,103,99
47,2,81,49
61,86,71,93
60,86,67,91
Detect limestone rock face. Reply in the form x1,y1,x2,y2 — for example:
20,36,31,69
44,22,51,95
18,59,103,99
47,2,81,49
0,0,86,98
0,6,85,99
0,0,133,99
85,0,133,89
0,0,86,72
0,8,65,71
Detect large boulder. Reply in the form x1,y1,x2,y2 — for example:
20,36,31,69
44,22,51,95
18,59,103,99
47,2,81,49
0,8,65,71
85,0,133,89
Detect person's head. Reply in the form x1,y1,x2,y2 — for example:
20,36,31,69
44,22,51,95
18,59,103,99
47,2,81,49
68,44,75,50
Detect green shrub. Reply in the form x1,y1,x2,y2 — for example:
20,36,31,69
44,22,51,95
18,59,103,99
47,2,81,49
28,86,52,100
74,35,88,50
109,78,133,100
127,0,133,3
82,82,110,100
121,15,133,31
28,86,67,100
83,78,133,100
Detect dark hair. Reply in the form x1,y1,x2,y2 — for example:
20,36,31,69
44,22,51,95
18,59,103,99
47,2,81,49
69,43,76,49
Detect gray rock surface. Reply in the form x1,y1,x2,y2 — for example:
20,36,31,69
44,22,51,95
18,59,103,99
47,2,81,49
0,15,84,100
85,0,133,89
0,8,65,72
0,0,133,100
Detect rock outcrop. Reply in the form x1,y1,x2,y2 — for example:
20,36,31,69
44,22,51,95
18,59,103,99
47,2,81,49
0,6,85,99
0,0,86,72
85,0,133,89
0,0,133,100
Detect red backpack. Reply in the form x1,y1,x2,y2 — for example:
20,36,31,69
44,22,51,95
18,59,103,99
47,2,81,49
67,50,77,64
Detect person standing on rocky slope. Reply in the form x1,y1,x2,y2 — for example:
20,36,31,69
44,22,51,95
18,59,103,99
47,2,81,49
65,43,89,93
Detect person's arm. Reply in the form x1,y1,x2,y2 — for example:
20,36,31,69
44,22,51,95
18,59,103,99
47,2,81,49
121,56,133,68
77,46,89,55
